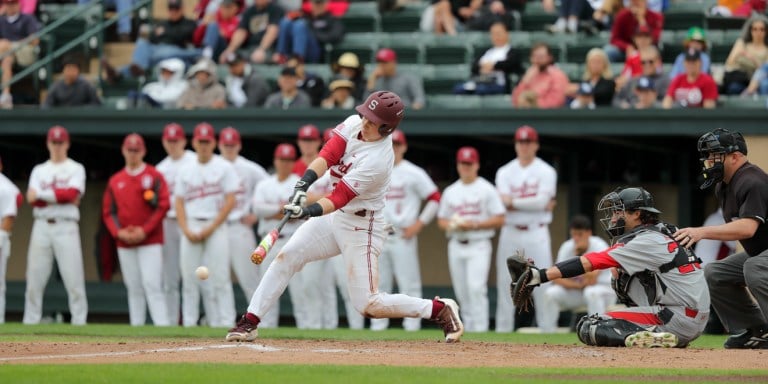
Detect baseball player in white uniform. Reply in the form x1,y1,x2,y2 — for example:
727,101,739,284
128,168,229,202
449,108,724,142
156,122,197,325
218,127,269,303
694,208,737,265
250,143,301,328
537,215,615,333
495,125,557,332
0,156,21,324
372,129,441,331
23,126,88,325
175,123,239,327
437,146,506,333
227,91,464,343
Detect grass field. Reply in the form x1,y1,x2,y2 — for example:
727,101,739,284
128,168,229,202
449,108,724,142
1,324,767,383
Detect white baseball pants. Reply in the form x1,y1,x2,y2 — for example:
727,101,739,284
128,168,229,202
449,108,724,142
0,231,9,323
538,284,616,333
372,234,423,331
448,238,492,332
23,219,88,325
227,221,259,301
331,254,364,329
162,218,182,325
117,244,170,326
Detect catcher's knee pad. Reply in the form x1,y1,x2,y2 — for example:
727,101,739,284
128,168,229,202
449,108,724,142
576,314,647,347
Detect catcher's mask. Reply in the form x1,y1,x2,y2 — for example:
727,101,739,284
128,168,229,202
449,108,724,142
697,128,747,190
598,187,661,239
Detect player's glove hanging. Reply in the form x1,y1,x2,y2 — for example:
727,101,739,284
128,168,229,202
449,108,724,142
506,250,542,312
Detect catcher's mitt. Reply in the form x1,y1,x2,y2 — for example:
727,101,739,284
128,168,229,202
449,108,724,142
506,251,540,312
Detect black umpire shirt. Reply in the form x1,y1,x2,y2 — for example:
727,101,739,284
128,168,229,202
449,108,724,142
716,162,768,256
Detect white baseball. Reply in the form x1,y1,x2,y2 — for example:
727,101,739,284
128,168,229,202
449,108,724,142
195,266,209,280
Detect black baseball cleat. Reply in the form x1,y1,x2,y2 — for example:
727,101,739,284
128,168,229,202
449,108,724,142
226,314,259,342
723,329,768,349
433,297,464,343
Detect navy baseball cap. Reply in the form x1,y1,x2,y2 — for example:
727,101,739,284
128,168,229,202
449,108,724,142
577,82,594,96
684,48,701,61
636,76,655,91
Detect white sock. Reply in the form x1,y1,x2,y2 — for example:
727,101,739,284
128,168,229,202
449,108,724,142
202,47,213,59
552,18,566,31
567,18,578,33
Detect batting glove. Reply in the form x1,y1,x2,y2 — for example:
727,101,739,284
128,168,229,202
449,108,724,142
284,204,310,219
288,189,307,207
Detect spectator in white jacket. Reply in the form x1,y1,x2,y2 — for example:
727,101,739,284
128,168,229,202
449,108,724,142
139,58,188,109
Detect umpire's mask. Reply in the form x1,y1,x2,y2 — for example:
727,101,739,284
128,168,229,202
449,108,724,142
697,128,747,190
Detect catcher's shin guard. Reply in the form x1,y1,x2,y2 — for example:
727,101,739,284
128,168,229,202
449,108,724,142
576,314,646,347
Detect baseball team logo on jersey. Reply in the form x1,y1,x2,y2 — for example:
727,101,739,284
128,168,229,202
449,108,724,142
185,182,225,201
510,180,540,198
141,175,153,190
40,177,72,190
447,201,482,216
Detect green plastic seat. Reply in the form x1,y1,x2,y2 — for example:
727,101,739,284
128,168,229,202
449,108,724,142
427,94,483,109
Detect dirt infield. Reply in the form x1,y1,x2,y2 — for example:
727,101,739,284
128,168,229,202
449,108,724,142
1,339,767,370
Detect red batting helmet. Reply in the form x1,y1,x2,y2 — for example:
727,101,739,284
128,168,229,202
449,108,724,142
355,91,404,136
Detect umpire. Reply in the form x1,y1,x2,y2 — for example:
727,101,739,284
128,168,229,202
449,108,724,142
675,128,768,349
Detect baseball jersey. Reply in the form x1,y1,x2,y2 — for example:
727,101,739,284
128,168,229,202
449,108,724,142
0,173,20,220
28,158,86,221
102,164,171,248
495,157,557,226
318,115,393,212
666,73,718,108
384,159,439,229
715,162,768,256
308,173,334,198
174,155,239,219
438,177,506,241
293,158,309,176
226,156,269,221
556,236,611,285
253,174,301,237
157,150,196,218
585,224,710,311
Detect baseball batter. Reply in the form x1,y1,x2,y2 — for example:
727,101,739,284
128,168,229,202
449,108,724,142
514,187,710,348
537,215,614,333
0,156,21,324
251,143,302,328
23,126,88,325
437,146,506,333
227,91,464,343
156,122,196,324
175,123,239,327
372,129,441,331
495,125,557,332
102,134,171,326
218,127,269,303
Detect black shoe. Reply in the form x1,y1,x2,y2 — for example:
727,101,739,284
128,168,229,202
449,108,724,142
724,329,768,349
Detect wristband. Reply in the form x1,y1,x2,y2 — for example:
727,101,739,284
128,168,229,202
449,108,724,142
305,202,323,217
296,169,318,192
555,257,586,278
538,269,549,284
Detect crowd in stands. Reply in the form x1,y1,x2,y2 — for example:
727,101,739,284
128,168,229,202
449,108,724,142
2,0,768,109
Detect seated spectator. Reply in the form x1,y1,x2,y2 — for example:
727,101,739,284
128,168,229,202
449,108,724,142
453,21,522,95
321,77,356,109
630,75,659,109
570,82,596,109
613,46,668,107
264,66,312,109
78,0,135,41
223,52,271,107
331,52,365,100
604,0,662,63
592,0,623,31
668,27,711,80
367,48,426,110
199,0,243,61
105,0,198,81
0,0,36,15
567,47,614,106
177,58,227,109
511,43,568,108
274,0,344,64
710,0,766,17
721,15,768,95
284,55,325,106
663,49,718,109
136,58,188,109
424,0,520,35
219,0,284,64
42,56,102,108
0,0,39,109
543,0,595,34
614,24,654,89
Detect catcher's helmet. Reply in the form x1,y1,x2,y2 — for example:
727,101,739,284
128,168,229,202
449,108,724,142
355,91,405,136
597,187,660,239
697,128,747,189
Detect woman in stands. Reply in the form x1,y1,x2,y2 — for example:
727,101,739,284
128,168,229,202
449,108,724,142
722,14,768,95
566,48,615,106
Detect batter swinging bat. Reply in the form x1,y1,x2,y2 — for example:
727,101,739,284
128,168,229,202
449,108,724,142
251,213,291,264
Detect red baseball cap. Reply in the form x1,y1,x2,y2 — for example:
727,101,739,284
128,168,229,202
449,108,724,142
163,123,185,141
323,127,336,143
391,129,406,145
193,122,216,141
376,48,397,63
297,124,320,140
219,127,241,145
515,125,539,142
47,125,70,143
456,146,479,164
274,143,297,160
122,133,146,151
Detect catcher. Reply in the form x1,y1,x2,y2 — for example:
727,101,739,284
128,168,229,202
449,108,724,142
508,187,710,348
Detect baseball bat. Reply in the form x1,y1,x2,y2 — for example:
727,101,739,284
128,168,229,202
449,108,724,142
251,213,292,264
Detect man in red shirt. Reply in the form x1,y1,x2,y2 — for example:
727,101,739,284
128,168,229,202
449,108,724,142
292,124,321,175
604,0,663,63
663,49,718,109
102,133,171,326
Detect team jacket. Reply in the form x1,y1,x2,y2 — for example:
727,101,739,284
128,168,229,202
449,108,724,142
102,164,170,248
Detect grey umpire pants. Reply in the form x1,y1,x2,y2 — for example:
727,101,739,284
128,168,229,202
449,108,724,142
704,251,768,332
